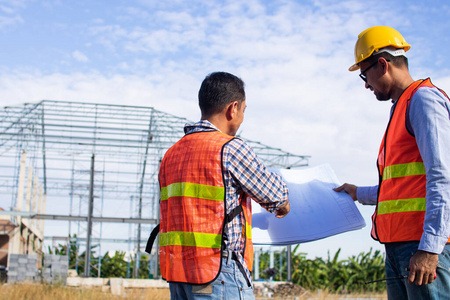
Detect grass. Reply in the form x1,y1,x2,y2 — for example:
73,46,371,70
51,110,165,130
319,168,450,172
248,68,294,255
261,292,387,300
0,283,387,300
0,283,170,300
256,289,387,300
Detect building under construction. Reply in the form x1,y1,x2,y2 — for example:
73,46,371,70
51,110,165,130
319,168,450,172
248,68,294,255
0,100,309,278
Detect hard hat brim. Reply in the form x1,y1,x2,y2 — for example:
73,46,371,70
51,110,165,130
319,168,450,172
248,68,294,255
349,63,360,72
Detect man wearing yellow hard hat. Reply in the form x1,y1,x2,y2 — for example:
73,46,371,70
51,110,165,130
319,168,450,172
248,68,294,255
335,26,450,299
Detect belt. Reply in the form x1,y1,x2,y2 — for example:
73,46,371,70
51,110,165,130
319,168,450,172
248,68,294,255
222,250,239,261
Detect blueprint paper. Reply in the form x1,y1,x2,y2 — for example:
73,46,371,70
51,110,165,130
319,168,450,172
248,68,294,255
251,164,366,245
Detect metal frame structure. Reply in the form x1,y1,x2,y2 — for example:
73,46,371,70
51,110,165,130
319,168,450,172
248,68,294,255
0,100,309,277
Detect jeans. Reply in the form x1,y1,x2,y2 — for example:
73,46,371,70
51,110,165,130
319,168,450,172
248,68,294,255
168,254,255,300
385,242,450,300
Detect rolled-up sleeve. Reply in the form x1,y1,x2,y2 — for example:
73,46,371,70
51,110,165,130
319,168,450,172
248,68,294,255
224,138,289,213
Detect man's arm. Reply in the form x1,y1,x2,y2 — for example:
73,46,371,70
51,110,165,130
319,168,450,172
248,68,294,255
408,87,450,285
334,184,378,205
225,138,289,216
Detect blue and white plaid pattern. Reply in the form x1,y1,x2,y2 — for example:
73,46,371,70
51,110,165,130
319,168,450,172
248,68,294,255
184,120,289,284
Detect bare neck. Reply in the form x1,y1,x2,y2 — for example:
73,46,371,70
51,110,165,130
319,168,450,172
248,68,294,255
390,68,415,102
201,114,232,136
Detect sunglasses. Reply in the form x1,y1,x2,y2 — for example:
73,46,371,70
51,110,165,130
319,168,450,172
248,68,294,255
359,61,378,82
359,59,391,82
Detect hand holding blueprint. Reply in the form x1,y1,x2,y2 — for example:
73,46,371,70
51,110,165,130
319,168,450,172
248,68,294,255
251,164,365,245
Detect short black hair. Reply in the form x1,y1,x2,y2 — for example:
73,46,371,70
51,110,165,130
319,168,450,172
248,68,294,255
198,72,245,117
369,51,409,69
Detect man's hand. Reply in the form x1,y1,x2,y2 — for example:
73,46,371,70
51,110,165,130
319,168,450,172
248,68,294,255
408,250,438,285
333,183,358,201
275,201,290,218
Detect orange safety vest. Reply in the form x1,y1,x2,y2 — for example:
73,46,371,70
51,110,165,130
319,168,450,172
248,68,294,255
373,78,450,243
158,130,254,284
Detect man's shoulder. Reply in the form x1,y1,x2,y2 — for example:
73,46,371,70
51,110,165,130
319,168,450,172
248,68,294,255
225,136,250,148
223,137,257,159
414,84,449,103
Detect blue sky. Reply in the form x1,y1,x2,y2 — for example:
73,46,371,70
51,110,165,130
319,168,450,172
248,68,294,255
1,0,450,260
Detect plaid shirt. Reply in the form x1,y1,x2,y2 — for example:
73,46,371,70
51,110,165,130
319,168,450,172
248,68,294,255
184,120,289,284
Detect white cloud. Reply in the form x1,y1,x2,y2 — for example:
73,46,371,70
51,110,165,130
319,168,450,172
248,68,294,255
0,71,200,121
0,0,26,27
0,0,26,12
72,50,89,62
0,14,23,29
0,0,25,29
0,5,15,14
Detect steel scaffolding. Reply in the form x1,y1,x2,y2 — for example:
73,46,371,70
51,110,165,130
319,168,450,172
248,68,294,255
0,100,310,277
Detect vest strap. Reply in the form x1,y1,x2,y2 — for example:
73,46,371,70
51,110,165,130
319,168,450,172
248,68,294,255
145,224,160,254
224,204,243,224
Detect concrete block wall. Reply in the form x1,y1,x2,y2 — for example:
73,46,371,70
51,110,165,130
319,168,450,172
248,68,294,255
7,254,38,283
7,254,69,284
42,254,69,284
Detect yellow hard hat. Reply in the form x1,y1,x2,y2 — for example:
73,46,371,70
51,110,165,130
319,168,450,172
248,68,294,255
349,26,411,71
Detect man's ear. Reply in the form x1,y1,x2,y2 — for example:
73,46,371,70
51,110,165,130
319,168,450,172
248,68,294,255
379,57,389,74
225,101,238,121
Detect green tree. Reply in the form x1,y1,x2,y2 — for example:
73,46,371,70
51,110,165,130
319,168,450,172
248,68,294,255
256,245,386,294
100,251,128,278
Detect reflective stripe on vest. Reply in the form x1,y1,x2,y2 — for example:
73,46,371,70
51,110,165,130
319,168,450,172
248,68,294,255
161,182,225,202
377,197,426,215
382,162,425,180
160,231,222,248
241,195,254,275
246,223,252,240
